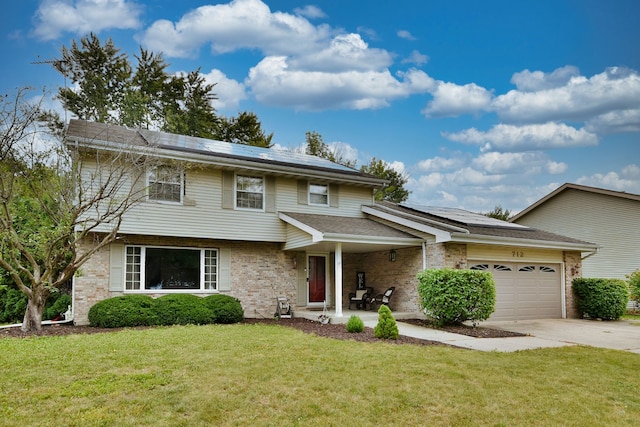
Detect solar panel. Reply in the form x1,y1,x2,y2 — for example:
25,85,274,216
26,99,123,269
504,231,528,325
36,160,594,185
138,129,357,172
400,203,530,229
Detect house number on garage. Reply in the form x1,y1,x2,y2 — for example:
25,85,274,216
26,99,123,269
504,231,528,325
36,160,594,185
512,251,525,258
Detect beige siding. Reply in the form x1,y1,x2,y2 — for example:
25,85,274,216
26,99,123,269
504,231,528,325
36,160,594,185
467,244,563,263
515,189,640,279
82,162,374,242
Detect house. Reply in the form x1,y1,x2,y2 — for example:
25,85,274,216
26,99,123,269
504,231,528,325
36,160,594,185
66,120,598,324
511,183,640,305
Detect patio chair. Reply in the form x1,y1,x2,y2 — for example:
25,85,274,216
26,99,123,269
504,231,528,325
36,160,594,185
369,287,395,310
349,287,374,310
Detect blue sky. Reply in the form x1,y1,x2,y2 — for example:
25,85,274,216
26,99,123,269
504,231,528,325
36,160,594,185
2,0,639,213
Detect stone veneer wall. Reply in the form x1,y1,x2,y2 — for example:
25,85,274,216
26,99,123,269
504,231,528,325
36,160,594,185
343,247,424,313
563,251,583,318
73,235,297,325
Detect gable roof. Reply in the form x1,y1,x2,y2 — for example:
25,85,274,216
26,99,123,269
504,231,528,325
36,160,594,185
364,201,598,251
65,119,385,187
510,183,640,221
279,211,423,252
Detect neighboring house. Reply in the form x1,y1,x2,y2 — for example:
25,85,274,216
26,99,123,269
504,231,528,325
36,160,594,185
66,120,598,324
511,183,640,280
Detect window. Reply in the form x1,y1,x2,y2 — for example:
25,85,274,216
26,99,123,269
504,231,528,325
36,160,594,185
236,175,264,209
125,246,218,291
148,166,183,203
309,183,329,205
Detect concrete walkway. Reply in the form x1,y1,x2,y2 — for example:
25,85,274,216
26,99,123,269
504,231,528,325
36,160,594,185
363,319,640,353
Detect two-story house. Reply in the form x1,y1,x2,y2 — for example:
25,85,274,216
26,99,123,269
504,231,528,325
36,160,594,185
67,120,598,324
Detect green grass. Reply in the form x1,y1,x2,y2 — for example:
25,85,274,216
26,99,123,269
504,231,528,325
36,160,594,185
1,324,639,426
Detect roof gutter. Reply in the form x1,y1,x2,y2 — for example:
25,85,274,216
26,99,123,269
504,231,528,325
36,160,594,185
450,232,601,252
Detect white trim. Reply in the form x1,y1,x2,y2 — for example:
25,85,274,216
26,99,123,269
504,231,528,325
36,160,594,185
308,183,329,206
146,165,184,205
234,173,266,212
362,205,456,241
124,245,219,292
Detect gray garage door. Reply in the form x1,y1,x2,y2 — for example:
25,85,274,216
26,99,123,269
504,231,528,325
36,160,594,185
469,262,562,321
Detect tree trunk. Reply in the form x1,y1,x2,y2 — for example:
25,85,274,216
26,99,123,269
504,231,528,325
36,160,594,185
21,294,46,332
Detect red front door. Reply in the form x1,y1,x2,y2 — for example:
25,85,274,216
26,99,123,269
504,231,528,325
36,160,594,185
308,256,326,303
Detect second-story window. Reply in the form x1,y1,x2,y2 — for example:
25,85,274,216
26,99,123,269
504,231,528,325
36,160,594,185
148,165,183,203
236,175,264,210
309,183,329,205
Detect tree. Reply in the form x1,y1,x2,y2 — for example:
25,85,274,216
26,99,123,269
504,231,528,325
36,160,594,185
53,33,131,124
0,88,158,332
485,205,511,221
360,158,410,203
304,131,356,168
53,34,219,138
216,111,273,147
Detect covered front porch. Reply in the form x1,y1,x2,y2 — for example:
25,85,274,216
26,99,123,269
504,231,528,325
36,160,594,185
279,211,429,318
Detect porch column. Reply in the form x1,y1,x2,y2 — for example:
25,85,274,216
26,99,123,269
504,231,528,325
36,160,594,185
334,242,343,317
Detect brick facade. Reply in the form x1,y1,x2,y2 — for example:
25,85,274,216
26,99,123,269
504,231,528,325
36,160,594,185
74,236,584,325
73,235,297,325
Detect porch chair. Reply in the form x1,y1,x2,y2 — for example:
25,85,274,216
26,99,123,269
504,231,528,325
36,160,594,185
349,287,374,310
369,287,395,310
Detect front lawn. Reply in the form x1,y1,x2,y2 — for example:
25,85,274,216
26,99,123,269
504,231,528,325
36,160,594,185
1,324,639,426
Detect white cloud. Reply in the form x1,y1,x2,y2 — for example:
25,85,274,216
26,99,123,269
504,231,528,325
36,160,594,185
444,122,599,152
493,67,640,124
139,0,331,58
397,30,416,41
422,81,493,117
289,33,393,72
416,156,466,172
510,65,580,92
402,50,429,66
246,57,434,110
293,5,326,19
576,164,640,193
32,0,141,40
472,152,567,175
199,69,247,111
585,108,640,134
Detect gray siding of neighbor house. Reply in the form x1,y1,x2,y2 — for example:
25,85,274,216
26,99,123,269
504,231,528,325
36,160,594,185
514,188,639,280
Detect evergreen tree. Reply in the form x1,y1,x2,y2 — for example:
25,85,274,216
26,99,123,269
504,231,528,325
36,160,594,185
360,158,410,203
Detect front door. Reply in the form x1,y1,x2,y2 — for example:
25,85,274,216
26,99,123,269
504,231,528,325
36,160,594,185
308,255,326,304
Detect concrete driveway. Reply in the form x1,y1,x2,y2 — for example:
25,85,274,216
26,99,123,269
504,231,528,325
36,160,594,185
481,318,640,354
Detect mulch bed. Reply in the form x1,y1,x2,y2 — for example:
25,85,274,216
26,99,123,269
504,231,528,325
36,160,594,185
0,318,524,346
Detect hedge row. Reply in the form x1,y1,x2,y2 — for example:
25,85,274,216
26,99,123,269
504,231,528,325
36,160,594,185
88,294,244,328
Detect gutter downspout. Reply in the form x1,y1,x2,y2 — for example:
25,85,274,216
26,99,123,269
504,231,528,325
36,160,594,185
581,247,599,260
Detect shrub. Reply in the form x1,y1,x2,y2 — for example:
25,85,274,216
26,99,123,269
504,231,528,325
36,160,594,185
153,294,212,326
0,286,27,324
345,315,364,333
417,268,496,326
374,305,398,340
44,293,72,320
573,278,629,320
627,270,640,303
88,295,158,328
203,294,244,324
